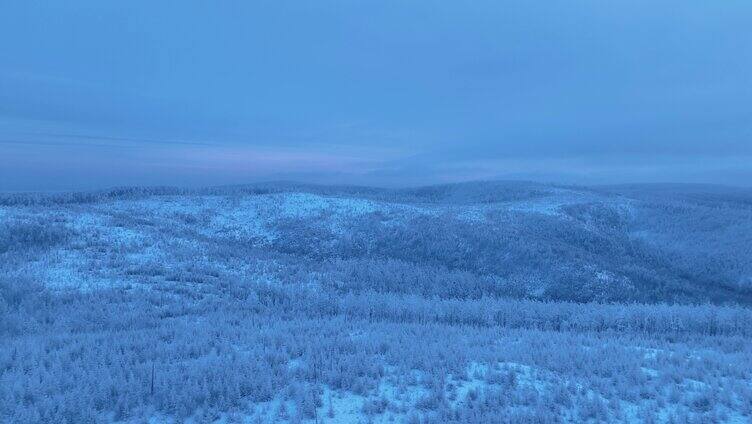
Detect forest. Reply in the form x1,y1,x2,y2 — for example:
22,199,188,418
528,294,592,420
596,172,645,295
2,181,752,423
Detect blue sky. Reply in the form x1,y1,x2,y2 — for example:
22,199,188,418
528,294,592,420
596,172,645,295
1,1,751,191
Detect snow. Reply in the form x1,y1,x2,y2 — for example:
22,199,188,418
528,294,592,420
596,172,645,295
275,193,332,217
4,188,752,423
18,248,114,290
218,361,563,423
203,199,273,242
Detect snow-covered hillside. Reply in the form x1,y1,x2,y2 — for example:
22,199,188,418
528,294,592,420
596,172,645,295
2,182,752,423
2,182,750,302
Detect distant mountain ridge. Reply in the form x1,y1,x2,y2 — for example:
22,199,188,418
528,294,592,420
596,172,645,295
1,180,751,304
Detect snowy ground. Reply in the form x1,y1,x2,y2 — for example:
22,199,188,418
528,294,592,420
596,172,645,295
1,190,626,292
3,186,752,423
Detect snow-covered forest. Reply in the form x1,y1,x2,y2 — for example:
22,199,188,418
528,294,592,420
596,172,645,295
2,181,752,423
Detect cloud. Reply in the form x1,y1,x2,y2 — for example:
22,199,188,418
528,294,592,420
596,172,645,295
1,1,751,190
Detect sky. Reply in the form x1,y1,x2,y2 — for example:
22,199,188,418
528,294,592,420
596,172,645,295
1,1,751,191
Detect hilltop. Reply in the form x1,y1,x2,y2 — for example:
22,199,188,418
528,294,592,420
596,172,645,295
2,181,751,304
